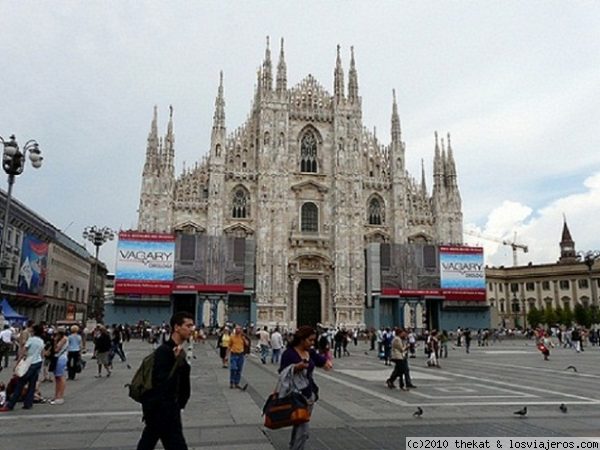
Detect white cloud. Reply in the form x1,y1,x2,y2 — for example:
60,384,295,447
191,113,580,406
465,171,600,267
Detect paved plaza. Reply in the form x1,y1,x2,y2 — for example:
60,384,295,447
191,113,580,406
1,338,600,449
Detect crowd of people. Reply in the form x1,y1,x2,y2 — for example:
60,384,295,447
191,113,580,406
2,317,599,450
0,320,135,411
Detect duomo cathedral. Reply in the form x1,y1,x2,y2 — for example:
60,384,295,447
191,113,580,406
137,38,463,327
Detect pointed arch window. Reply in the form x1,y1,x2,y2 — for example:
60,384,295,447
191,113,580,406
301,202,318,232
300,130,318,173
368,197,383,225
232,187,250,219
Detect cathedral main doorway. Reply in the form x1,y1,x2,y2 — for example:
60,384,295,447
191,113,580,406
297,279,321,327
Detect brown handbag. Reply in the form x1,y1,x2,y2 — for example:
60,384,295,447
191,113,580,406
263,391,311,429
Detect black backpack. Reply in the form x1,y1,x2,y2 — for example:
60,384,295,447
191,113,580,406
127,350,185,403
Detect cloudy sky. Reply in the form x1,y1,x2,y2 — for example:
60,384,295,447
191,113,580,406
1,1,599,271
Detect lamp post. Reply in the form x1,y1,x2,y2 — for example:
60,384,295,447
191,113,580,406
578,250,600,306
83,226,115,321
0,135,43,280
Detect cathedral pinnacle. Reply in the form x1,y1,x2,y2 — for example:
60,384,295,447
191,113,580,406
143,105,160,175
212,71,226,133
276,37,287,95
262,36,273,92
433,131,442,176
391,89,401,143
334,44,345,103
348,46,359,103
446,132,456,176
421,158,427,195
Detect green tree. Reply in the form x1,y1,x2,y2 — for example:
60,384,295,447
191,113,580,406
544,306,557,326
527,306,544,328
554,306,564,325
590,305,600,326
561,305,574,327
574,304,592,328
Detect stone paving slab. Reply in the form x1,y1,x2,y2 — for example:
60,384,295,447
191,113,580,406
1,338,600,449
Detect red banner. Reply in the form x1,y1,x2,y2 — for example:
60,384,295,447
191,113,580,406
114,281,245,295
118,231,175,242
172,283,245,293
381,288,486,301
114,280,173,295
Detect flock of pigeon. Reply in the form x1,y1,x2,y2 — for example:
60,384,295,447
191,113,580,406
410,365,577,418
411,403,568,418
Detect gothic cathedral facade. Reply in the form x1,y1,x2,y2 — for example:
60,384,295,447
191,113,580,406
137,39,463,328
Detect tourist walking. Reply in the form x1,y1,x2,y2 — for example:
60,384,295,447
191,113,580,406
464,329,472,354
217,327,231,368
382,328,393,365
386,328,409,390
109,325,131,368
426,330,441,368
0,324,13,370
333,329,343,358
136,312,194,450
67,325,82,380
94,326,112,378
407,328,416,358
440,330,449,358
258,326,270,364
279,326,333,450
0,324,45,412
270,327,283,364
228,325,249,389
50,328,68,405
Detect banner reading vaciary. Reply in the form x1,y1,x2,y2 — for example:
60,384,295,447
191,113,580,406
114,231,175,295
439,246,485,290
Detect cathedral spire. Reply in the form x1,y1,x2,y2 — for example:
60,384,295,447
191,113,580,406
433,131,441,173
446,132,456,177
334,44,345,103
421,158,427,195
347,46,359,103
143,105,159,175
164,105,175,174
276,37,287,95
391,89,401,143
212,71,226,132
262,36,273,92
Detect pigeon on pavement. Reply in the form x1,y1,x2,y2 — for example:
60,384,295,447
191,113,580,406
413,407,423,417
514,406,527,417
559,404,568,413
565,365,578,372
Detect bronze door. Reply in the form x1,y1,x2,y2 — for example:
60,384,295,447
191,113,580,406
297,279,321,327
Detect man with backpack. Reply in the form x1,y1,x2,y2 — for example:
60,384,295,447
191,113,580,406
136,311,194,450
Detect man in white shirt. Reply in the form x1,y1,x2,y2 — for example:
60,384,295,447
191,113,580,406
258,326,270,364
270,328,283,364
0,325,13,369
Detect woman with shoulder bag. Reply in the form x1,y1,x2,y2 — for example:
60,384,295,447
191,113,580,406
279,326,333,450
51,328,68,405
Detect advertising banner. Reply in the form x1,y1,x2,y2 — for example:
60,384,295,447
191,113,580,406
439,246,485,300
18,235,48,296
114,231,175,295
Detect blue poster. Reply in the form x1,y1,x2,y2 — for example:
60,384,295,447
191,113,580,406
18,235,49,296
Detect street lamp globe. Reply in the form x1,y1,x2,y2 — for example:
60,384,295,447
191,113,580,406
0,133,43,278
83,225,116,321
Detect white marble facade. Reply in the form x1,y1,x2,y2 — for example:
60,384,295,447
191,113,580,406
137,39,463,328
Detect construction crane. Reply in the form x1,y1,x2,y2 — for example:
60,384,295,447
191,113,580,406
464,230,529,266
